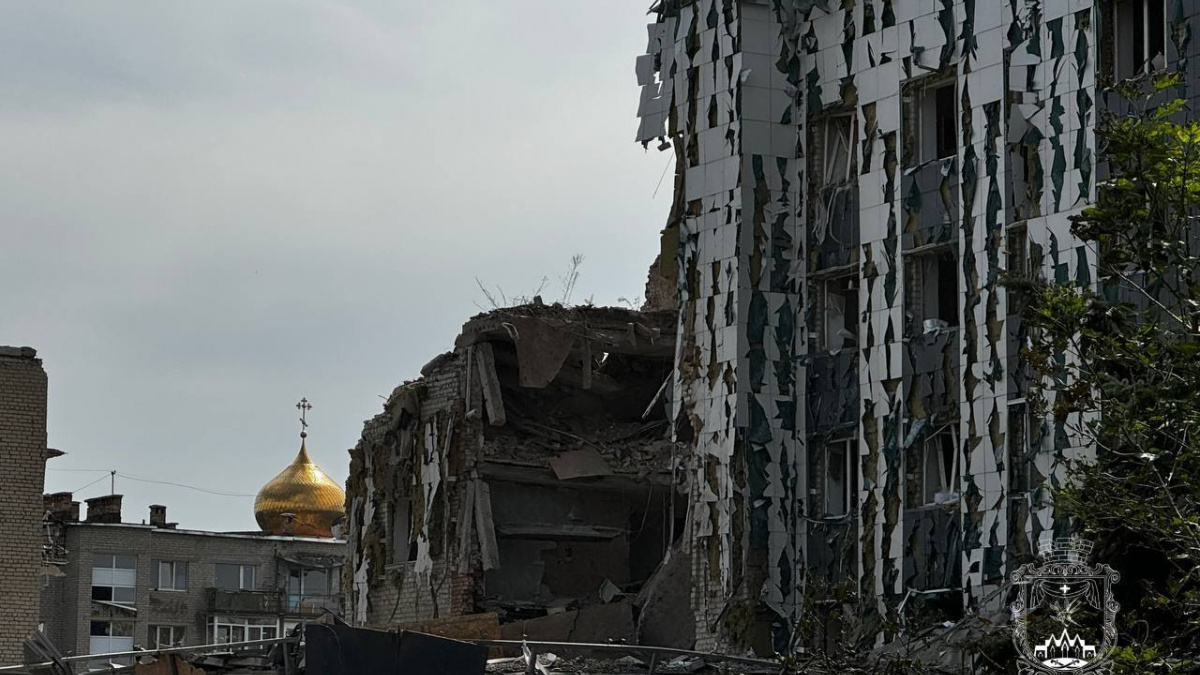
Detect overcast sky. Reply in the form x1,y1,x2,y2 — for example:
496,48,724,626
2,2,671,532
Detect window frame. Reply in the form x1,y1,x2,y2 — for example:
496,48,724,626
812,273,860,352
902,78,957,167
156,561,188,592
209,615,279,646
151,625,186,649
918,427,960,506
823,439,855,518
1113,0,1167,80
822,114,855,185
904,247,959,336
932,83,956,162
1007,401,1033,494
92,554,137,607
214,563,256,591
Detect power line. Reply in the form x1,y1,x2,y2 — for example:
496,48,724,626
70,473,111,494
57,468,259,499
114,473,256,498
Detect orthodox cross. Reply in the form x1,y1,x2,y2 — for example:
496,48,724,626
297,397,312,438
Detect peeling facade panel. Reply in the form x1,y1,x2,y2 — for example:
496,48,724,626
345,306,686,643
634,0,1147,653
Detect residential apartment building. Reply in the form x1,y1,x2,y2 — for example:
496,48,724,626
40,436,347,668
631,0,1182,655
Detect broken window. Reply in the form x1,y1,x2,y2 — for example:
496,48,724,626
1008,403,1032,493
918,428,959,506
905,248,959,335
808,439,857,518
823,115,854,184
812,115,858,252
391,497,417,563
932,84,956,161
151,625,186,649
813,275,859,351
1113,0,1166,80
1006,225,1030,312
903,80,957,166
826,440,854,517
1006,226,1029,277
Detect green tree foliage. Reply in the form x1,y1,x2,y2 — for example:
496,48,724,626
1021,71,1200,673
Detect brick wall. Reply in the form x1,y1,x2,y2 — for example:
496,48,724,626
40,523,344,658
361,562,455,626
0,347,48,665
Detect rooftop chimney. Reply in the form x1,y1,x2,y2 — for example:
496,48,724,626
149,505,167,528
85,495,123,524
43,492,79,522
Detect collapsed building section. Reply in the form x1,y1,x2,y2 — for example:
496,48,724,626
345,305,690,646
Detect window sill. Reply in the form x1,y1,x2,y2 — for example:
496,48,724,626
153,588,188,593
907,500,960,511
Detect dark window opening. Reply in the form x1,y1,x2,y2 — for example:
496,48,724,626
808,439,856,518
1115,0,1166,79
1006,227,1029,277
814,276,859,351
1008,403,1031,493
913,428,958,506
1007,226,1030,313
902,80,958,166
934,84,956,161
392,497,417,563
905,250,959,335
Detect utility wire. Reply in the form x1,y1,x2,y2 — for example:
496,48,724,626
70,473,111,494
62,469,257,498
114,472,256,498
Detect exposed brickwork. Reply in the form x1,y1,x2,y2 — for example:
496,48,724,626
0,348,48,665
360,562,454,626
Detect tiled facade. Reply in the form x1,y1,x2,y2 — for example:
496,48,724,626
631,0,1174,652
0,347,49,665
40,520,344,665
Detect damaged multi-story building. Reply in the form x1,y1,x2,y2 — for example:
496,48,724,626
347,0,1190,658
345,304,691,645
631,0,1184,656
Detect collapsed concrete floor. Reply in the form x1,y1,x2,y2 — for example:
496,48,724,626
345,303,693,648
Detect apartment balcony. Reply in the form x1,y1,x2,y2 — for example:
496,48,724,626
282,593,344,618
206,588,344,617
207,588,279,615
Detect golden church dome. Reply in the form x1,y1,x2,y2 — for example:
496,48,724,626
254,438,346,538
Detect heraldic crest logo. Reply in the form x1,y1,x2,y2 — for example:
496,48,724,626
1011,533,1120,674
